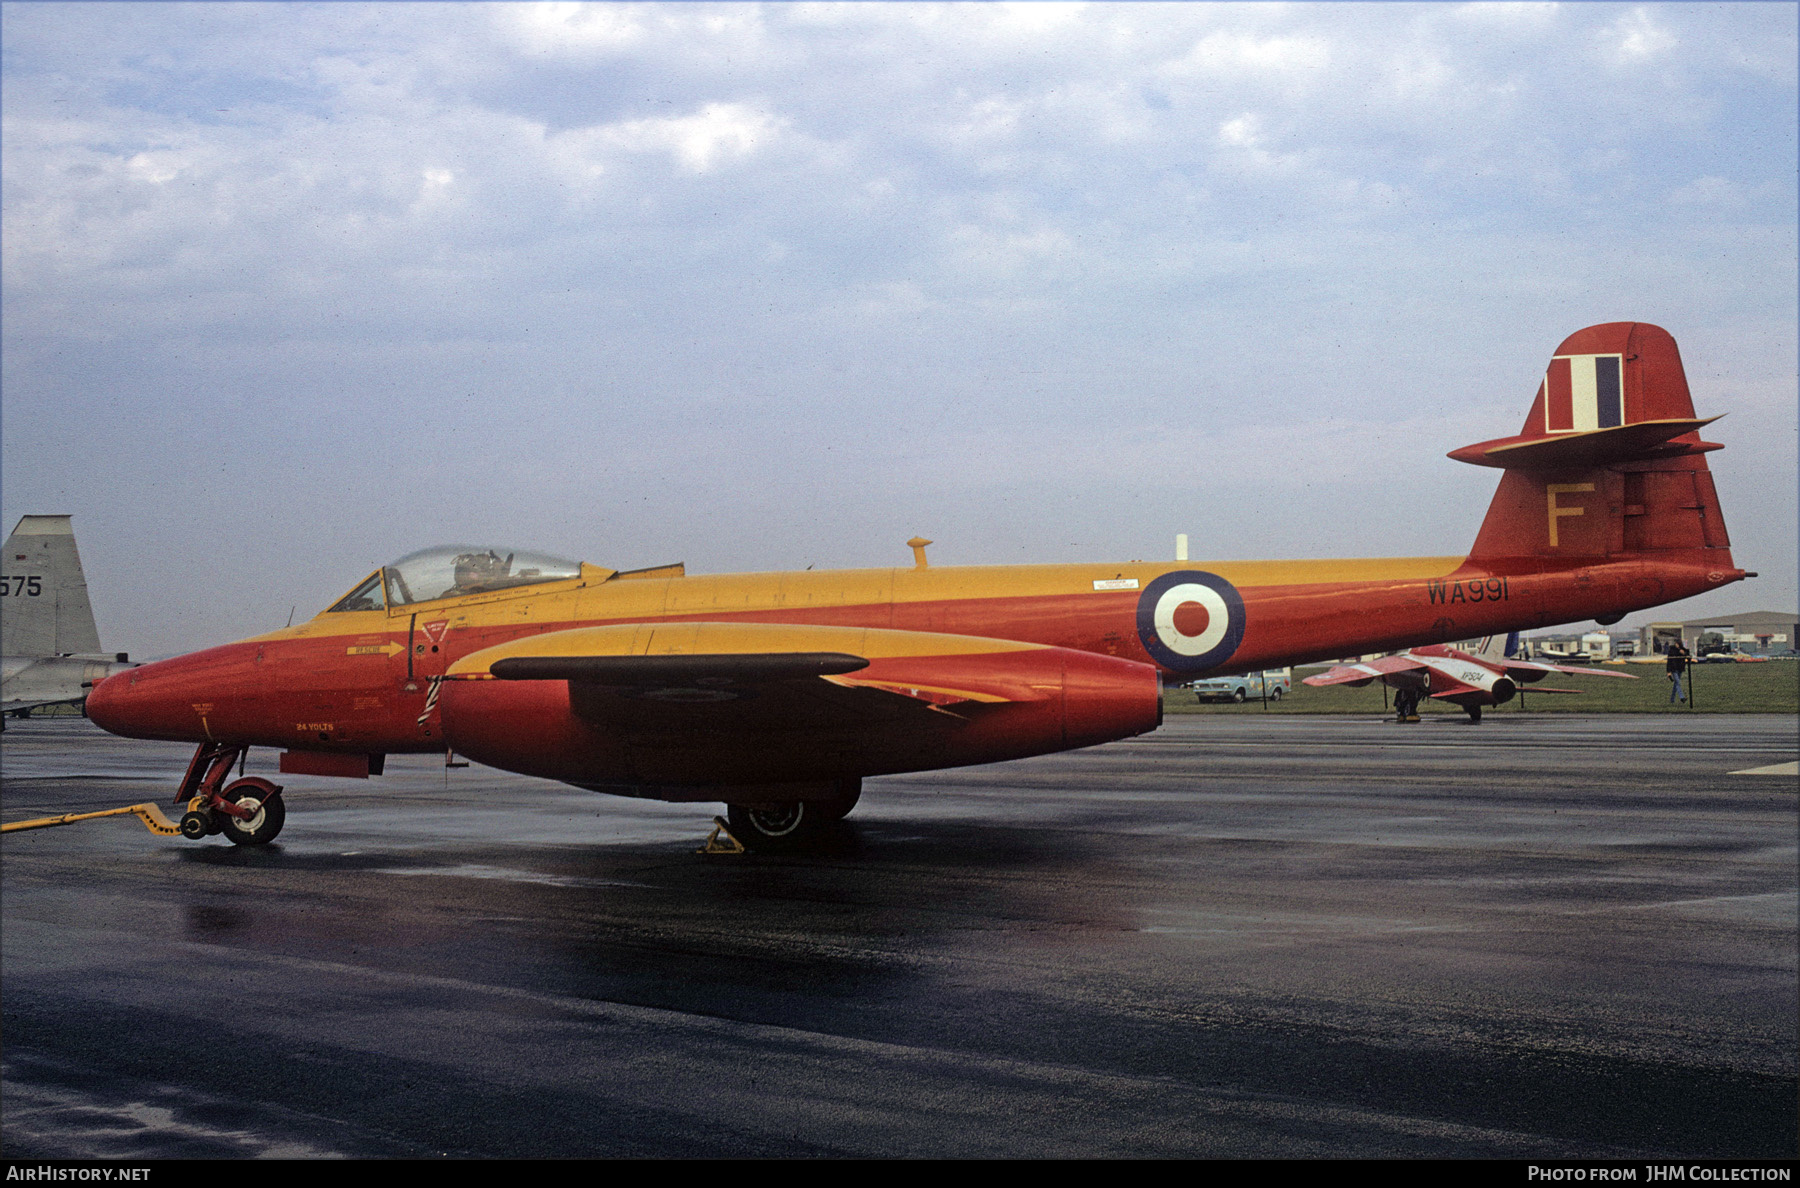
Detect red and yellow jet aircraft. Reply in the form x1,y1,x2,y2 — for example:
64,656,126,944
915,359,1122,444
87,322,1748,849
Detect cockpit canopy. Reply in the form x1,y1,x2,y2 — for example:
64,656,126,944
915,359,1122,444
326,545,585,613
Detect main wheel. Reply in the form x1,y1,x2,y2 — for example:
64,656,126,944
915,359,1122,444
727,801,822,852
811,779,861,823
218,778,285,846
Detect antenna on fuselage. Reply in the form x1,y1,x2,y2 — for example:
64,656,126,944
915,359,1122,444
907,537,932,569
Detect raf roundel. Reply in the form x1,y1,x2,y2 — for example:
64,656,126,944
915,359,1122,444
1134,571,1246,675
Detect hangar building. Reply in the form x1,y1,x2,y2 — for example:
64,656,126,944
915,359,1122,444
1640,611,1797,657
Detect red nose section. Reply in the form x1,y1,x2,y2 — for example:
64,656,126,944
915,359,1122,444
85,668,152,738
86,663,193,741
85,646,260,742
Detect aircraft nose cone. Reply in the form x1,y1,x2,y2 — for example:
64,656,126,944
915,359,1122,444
84,668,164,738
83,669,135,735
86,656,220,742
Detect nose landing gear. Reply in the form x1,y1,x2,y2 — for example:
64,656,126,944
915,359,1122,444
172,743,286,846
215,779,285,845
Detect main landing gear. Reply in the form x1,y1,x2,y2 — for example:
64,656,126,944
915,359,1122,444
723,780,860,852
173,742,286,846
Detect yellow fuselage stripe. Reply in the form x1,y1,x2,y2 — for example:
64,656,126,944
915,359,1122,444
256,556,1467,645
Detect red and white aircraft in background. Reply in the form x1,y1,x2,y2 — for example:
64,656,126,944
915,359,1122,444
1303,640,1635,722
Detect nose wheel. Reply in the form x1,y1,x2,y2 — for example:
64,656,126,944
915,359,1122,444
216,779,285,845
169,744,286,845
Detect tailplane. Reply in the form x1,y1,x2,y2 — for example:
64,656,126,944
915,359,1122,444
1454,323,1735,572
2,515,105,657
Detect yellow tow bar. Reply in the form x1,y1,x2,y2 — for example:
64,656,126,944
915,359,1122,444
2,803,182,837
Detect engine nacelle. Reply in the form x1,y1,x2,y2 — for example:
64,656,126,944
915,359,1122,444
439,626,1163,798
1427,662,1516,706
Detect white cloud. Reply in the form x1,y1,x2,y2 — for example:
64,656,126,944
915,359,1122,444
982,2,1088,37
946,221,1078,280
1168,29,1334,92
496,0,771,67
502,2,650,53
1668,175,1744,207
595,102,785,173
1452,2,1560,27
1217,114,1263,149
1604,6,1678,65
125,151,186,185
1214,111,1310,178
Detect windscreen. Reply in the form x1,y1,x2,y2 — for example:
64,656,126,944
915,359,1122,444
325,572,386,613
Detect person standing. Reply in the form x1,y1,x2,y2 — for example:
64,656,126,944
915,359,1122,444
1666,639,1691,704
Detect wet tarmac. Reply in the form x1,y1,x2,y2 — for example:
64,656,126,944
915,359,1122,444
2,714,1795,1159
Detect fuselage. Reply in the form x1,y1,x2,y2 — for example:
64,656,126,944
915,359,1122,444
86,549,1725,757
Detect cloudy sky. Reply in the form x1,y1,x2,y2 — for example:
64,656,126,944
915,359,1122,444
3,1,1794,660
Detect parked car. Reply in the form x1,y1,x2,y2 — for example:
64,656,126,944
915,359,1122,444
1188,670,1293,703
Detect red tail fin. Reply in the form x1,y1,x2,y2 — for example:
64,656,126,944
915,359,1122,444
1457,323,1735,569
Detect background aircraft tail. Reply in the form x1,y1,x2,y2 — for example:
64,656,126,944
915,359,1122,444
1451,323,1733,572
1468,632,1522,661
2,515,105,657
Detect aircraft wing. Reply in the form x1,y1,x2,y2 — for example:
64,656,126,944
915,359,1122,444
2,694,86,714
1500,660,1636,681
486,648,1018,728
1301,655,1427,687
438,622,1160,789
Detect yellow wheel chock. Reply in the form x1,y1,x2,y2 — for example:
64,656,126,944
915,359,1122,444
2,802,183,837
697,816,746,855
